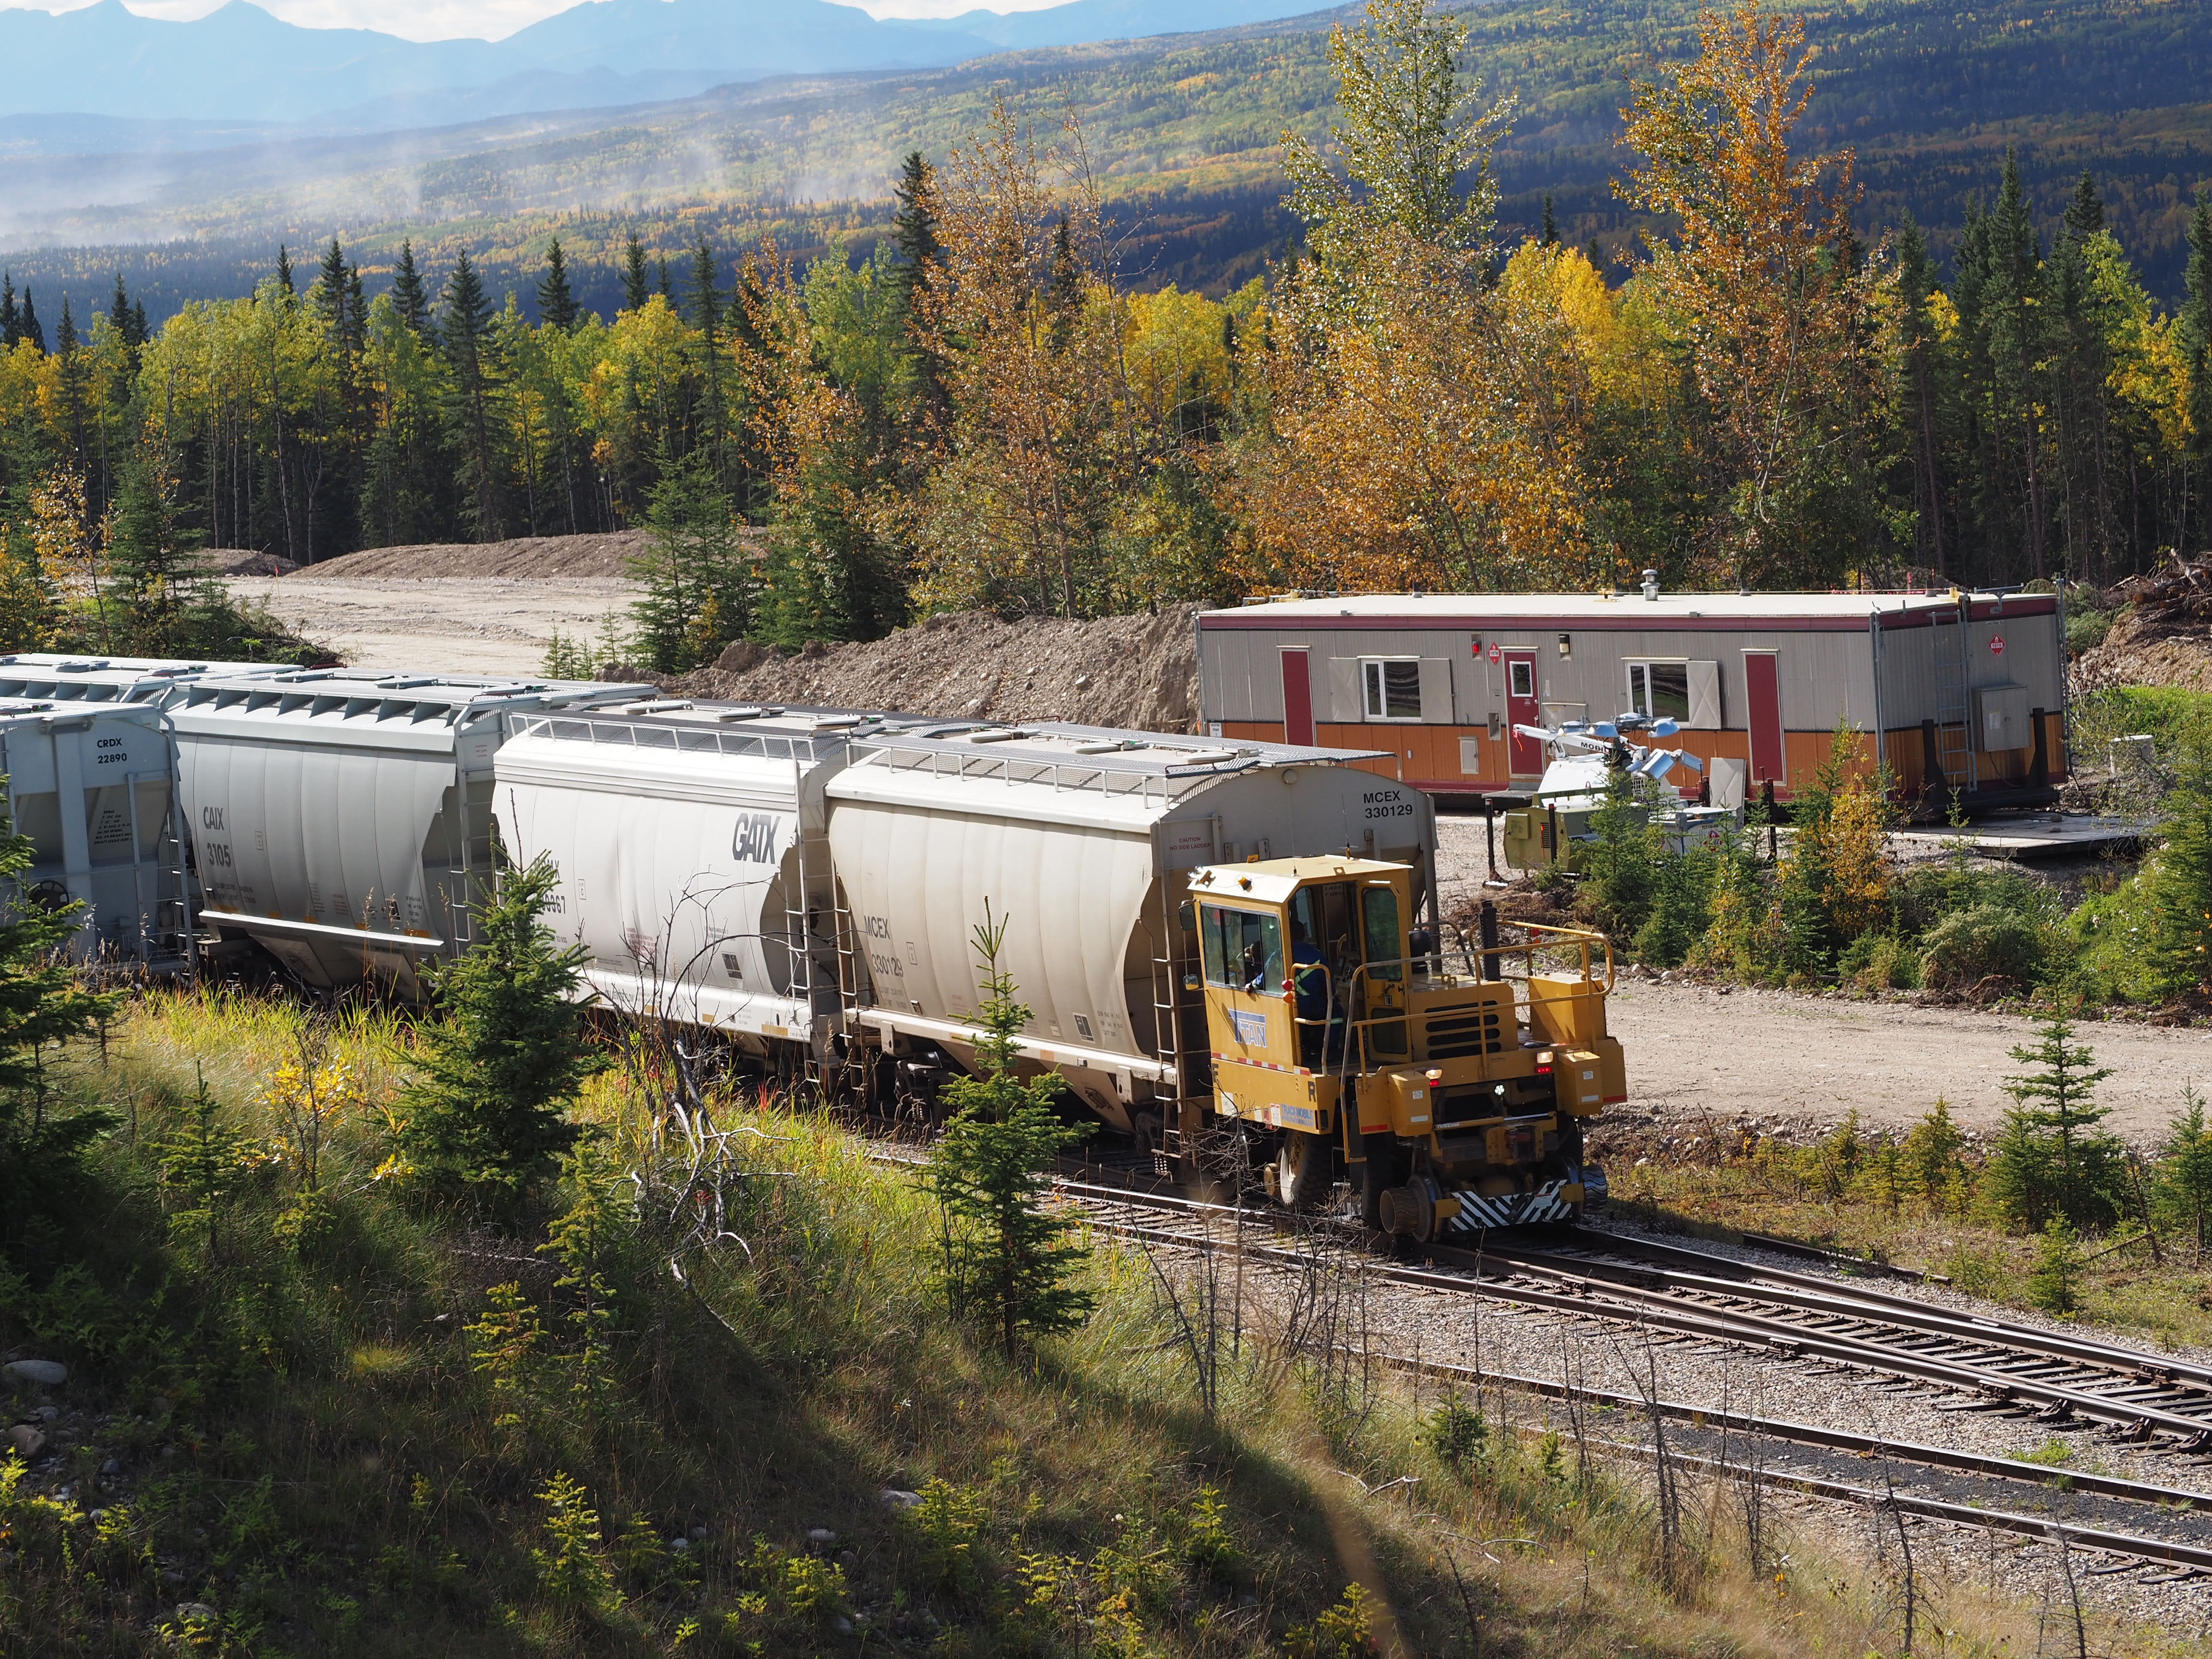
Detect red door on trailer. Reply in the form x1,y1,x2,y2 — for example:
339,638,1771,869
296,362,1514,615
1503,648,1542,775
1280,648,1314,746
1744,650,1784,784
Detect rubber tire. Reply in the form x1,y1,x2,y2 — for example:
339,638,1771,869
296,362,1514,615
1276,1130,1331,1210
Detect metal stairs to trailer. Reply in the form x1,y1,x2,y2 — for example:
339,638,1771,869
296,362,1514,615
1930,600,1976,801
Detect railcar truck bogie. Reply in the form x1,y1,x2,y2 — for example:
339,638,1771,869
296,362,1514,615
1190,855,1620,1235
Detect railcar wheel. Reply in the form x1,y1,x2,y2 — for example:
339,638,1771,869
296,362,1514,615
1358,1133,1404,1230
1275,1130,1331,1210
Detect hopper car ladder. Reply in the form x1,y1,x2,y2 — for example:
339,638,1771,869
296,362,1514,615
1148,878,1208,1170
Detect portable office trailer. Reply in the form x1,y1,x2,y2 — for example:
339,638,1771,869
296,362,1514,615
825,721,1425,1140
492,701,923,1055
168,669,650,990
0,698,188,964
1196,590,2068,809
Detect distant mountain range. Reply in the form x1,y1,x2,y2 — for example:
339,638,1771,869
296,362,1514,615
0,0,1334,124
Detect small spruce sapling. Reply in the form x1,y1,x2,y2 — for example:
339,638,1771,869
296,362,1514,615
1988,1015,2122,1231
2157,1084,2212,1257
540,1136,629,1417
927,904,1096,1351
2027,1216,2083,1315
394,853,601,1214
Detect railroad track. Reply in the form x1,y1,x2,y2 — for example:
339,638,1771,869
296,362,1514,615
870,1144,2212,1571
1032,1178,2212,1577
1027,1169,2212,1450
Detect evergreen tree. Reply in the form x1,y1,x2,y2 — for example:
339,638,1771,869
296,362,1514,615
655,256,674,304
106,451,202,650
2182,189,2212,552
621,233,649,313
275,243,294,297
1988,1015,2122,1230
0,273,15,349
394,853,600,1214
1952,151,2049,581
51,299,92,474
108,272,144,353
17,289,41,354
2142,781,2212,999
439,250,505,541
688,238,728,478
626,447,750,673
537,239,579,331
926,906,1095,1352
391,240,433,337
1894,214,1951,576
2157,1085,2212,1257
2025,1216,2082,1315
686,237,721,337
0,805,116,1254
314,238,351,340
2063,168,2104,241
1540,191,1559,246
888,150,946,412
131,298,146,346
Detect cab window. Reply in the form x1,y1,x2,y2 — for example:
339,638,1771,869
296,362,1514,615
1361,885,1403,983
1200,905,1284,993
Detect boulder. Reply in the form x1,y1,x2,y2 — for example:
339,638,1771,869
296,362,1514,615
2,1360,66,1387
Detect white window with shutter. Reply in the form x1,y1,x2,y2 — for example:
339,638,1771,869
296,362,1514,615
1625,660,1722,730
1360,658,1423,721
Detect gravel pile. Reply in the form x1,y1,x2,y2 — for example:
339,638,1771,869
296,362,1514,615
679,604,1203,733
293,530,662,580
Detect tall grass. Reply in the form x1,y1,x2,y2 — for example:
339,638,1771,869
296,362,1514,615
0,985,2195,1655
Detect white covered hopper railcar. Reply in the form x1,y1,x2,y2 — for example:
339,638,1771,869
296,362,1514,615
0,653,288,707
168,669,649,990
492,700,925,1053
826,721,1429,1138
0,697,189,963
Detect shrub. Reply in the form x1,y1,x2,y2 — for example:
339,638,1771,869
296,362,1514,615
1631,843,1716,969
1919,902,2046,991
1838,930,1921,991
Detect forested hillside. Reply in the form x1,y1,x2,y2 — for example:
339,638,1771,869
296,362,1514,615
1,0,2210,673
7,0,2212,316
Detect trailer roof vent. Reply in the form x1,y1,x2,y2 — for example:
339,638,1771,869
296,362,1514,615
1641,568,1660,601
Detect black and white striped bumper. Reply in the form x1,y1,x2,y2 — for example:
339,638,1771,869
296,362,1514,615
1441,1165,1607,1234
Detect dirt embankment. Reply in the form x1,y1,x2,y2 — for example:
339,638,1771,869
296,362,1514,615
289,531,658,580
677,606,1204,733
2076,554,2212,692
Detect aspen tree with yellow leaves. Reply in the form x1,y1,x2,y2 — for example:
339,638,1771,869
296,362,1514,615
1617,0,1896,589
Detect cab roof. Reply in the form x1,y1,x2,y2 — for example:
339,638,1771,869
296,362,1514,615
1190,855,1407,903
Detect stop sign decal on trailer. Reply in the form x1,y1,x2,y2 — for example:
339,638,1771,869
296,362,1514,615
1990,635,2006,655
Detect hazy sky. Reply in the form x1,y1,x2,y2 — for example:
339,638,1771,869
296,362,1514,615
0,0,1070,44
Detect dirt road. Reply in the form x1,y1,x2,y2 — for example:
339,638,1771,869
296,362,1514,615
1604,979,2212,1142
223,574,636,676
